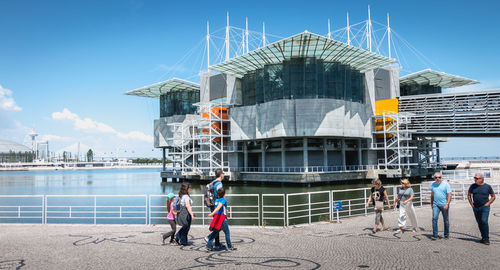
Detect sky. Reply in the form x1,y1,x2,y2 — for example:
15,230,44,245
1,0,500,158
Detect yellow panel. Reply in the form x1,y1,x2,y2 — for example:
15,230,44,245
375,98,398,116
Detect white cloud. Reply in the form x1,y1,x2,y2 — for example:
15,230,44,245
0,85,22,111
39,134,73,142
51,108,153,143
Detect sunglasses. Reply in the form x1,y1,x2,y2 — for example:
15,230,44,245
434,176,442,179
473,177,481,180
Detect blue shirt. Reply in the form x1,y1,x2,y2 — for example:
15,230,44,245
468,183,494,208
213,180,223,199
214,197,227,215
431,181,451,207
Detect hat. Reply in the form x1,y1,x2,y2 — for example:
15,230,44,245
167,193,175,199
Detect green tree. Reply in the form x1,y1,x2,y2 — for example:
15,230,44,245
87,149,94,162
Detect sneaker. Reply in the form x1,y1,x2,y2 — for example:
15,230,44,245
412,228,417,232
228,246,237,251
205,246,214,251
161,234,166,245
431,236,438,240
174,237,180,245
395,229,402,233
444,236,450,240
484,240,490,245
215,244,226,250
204,236,209,243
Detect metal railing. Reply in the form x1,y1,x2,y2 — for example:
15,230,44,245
9,182,499,227
236,165,377,173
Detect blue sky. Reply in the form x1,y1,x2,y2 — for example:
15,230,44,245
1,0,499,158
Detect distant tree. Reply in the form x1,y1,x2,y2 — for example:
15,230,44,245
87,149,94,162
63,151,67,162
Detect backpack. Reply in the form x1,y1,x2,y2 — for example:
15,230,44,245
204,180,217,207
172,195,181,214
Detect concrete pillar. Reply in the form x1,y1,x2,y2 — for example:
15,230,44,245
261,141,266,171
281,138,286,172
162,148,166,171
341,138,346,169
436,141,440,164
303,137,308,172
323,138,328,169
357,139,363,166
243,142,248,171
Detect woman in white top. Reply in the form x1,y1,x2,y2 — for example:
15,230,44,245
175,183,195,245
393,179,419,233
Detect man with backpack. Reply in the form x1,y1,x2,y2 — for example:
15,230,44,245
204,169,224,249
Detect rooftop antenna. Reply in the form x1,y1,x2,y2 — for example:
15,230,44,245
225,12,230,61
262,22,266,47
206,21,210,70
327,19,331,39
347,12,351,45
245,17,249,53
241,29,245,56
387,13,391,59
367,5,372,52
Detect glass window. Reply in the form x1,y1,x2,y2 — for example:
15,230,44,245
160,91,199,117
240,57,365,105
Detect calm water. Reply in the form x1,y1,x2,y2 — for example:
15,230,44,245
0,168,380,195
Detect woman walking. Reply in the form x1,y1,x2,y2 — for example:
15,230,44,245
161,193,177,244
365,179,392,233
175,183,195,246
393,179,419,233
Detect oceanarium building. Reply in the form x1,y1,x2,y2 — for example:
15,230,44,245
126,28,495,182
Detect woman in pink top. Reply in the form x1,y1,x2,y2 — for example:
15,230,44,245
162,193,177,245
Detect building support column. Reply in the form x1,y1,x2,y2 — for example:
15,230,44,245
162,148,166,171
357,139,363,166
303,138,308,172
281,138,286,172
261,141,266,171
243,142,248,171
323,138,328,169
341,138,346,170
436,141,440,165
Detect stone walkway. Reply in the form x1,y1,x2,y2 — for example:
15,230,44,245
1,201,499,269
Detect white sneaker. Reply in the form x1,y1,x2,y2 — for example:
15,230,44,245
412,228,417,232
395,229,402,233
204,236,209,243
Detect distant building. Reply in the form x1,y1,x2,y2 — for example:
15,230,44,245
0,140,34,163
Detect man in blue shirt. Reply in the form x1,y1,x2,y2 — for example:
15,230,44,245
430,172,451,240
468,173,496,245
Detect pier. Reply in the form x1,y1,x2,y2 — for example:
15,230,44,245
1,201,497,269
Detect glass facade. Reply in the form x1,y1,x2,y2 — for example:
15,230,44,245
241,57,365,106
160,91,199,117
400,83,442,96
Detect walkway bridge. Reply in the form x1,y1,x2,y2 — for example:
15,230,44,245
398,89,500,136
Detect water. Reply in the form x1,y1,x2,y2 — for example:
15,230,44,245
0,168,378,196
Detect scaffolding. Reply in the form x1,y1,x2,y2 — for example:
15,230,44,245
195,101,231,176
166,101,231,176
372,112,416,169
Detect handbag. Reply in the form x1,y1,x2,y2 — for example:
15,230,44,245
176,206,189,227
374,201,384,211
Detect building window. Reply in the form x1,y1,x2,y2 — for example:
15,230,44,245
159,91,199,117
241,57,365,106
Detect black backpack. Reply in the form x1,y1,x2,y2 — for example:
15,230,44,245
204,180,216,207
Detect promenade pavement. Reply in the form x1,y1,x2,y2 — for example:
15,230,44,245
1,201,498,270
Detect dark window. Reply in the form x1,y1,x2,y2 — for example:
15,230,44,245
159,91,199,117
240,57,365,106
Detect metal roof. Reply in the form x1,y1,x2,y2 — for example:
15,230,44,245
0,140,32,153
399,69,479,89
209,31,397,77
125,78,200,98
